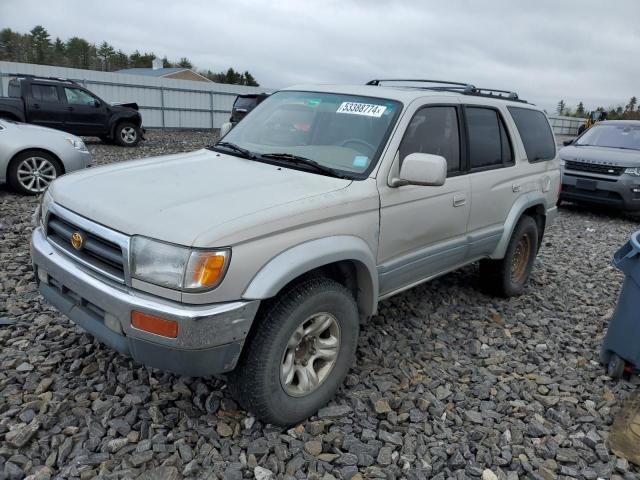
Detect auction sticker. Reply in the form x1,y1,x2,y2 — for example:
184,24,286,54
336,102,387,117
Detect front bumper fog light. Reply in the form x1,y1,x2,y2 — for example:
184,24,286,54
37,267,48,285
131,311,179,338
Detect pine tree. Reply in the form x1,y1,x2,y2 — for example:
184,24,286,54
576,102,585,117
29,25,51,64
556,100,566,115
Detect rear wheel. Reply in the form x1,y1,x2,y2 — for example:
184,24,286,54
8,151,62,195
227,276,359,426
480,215,539,297
114,122,140,147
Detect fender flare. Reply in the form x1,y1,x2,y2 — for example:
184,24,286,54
109,112,142,136
242,235,379,317
491,192,549,259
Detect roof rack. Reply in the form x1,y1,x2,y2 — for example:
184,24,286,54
366,79,527,103
9,74,80,86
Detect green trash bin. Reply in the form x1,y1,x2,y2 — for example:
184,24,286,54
601,230,640,378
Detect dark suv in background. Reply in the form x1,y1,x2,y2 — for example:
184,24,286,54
559,120,640,211
229,93,269,125
0,75,144,147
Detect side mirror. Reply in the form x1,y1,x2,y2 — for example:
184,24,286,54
391,153,447,187
563,139,574,146
93,100,101,108
219,122,233,138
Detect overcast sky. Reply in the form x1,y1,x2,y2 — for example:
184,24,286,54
1,0,638,112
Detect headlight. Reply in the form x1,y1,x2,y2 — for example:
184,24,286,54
559,159,566,167
625,167,640,177
36,190,53,230
66,137,88,152
131,236,230,291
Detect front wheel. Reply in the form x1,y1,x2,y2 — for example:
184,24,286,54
7,151,62,195
480,215,539,297
114,122,141,147
227,276,359,426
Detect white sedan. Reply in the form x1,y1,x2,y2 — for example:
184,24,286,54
0,119,92,195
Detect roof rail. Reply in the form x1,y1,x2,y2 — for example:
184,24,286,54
367,79,477,94
366,79,527,103
9,73,80,86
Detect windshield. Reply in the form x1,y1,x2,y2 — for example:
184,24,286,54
221,91,402,177
576,124,640,150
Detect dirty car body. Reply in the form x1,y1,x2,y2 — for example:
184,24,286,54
31,81,560,425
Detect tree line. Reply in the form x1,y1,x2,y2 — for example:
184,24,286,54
0,25,259,86
556,97,639,120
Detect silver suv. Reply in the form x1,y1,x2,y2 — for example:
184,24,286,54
31,79,560,426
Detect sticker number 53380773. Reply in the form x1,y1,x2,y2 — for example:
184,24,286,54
336,102,387,118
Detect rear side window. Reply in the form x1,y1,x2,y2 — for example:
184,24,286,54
8,81,21,98
508,107,556,161
399,106,461,173
31,84,60,103
466,107,513,170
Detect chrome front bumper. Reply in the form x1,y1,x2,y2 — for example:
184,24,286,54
31,227,259,375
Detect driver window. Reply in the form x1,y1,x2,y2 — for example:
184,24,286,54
64,87,96,106
399,106,461,174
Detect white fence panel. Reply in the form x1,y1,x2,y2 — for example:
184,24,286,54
547,115,585,136
0,61,267,129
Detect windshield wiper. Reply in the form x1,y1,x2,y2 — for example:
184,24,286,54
260,153,347,178
208,141,257,159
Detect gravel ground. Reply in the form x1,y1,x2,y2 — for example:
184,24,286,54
1,130,640,480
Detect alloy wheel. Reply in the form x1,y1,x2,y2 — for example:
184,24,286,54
511,233,532,282
16,156,57,193
120,126,137,144
280,312,341,397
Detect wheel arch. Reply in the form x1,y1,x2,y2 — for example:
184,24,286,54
491,193,548,259
242,236,379,319
7,147,65,180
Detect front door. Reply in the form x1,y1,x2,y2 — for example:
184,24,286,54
378,105,470,296
26,83,66,131
62,86,108,136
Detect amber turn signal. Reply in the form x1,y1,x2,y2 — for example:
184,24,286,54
131,311,178,338
184,251,229,289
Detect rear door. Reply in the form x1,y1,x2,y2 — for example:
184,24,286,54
26,83,66,130
62,86,108,135
464,105,518,259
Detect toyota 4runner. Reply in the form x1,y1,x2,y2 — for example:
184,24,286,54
31,79,560,426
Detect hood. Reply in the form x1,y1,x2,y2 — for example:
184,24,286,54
49,149,352,246
559,145,640,168
110,102,139,111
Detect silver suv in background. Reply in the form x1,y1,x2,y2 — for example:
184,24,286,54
31,79,560,425
559,120,640,211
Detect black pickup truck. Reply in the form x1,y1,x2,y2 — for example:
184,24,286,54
0,75,144,147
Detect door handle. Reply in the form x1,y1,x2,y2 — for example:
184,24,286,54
453,193,467,207
67,107,74,111
33,103,40,109
512,184,521,192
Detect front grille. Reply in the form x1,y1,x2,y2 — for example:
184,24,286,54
46,213,125,282
565,160,625,176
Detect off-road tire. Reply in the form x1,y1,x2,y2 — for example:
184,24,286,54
227,276,359,427
480,215,539,297
607,353,625,379
113,122,141,147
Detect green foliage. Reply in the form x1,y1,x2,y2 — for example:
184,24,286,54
557,97,640,121
0,25,259,86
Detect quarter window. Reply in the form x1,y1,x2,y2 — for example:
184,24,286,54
64,87,96,106
31,84,60,103
508,107,556,161
399,106,461,173
466,107,513,169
